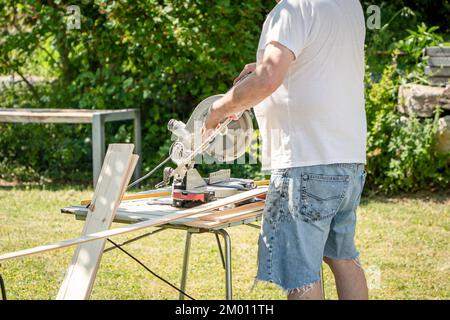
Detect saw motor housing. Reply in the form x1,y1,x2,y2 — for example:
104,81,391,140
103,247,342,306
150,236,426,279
164,94,255,208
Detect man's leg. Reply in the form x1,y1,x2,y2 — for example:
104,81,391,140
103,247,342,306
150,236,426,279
323,256,368,300
287,281,323,300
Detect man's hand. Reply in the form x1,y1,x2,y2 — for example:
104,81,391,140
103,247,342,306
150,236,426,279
234,63,257,85
201,103,238,141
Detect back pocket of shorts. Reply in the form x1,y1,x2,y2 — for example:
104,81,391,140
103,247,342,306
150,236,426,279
299,173,350,222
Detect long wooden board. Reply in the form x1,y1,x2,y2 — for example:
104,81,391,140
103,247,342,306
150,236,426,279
78,180,270,205
56,144,137,300
0,187,268,263
184,211,263,229
201,202,265,222
80,191,171,205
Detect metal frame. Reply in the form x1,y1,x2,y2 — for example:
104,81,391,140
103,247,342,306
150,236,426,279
91,109,142,186
0,108,141,187
64,208,326,300
179,228,232,300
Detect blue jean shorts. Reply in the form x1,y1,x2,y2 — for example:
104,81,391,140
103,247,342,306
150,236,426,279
256,163,366,293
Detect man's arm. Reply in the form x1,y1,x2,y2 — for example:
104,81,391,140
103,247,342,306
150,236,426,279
203,41,295,132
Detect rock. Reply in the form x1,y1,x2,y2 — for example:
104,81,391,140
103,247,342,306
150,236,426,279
398,84,450,117
426,47,450,57
425,66,450,77
436,116,450,154
428,56,450,67
430,77,450,86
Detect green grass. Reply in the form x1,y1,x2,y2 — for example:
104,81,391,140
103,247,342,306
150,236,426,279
0,187,449,300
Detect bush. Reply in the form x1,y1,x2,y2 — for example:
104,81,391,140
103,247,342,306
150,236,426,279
365,25,450,192
0,1,449,192
0,0,272,183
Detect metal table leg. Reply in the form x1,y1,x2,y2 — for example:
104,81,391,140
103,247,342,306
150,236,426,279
179,231,192,300
217,229,232,300
133,109,142,182
92,113,105,187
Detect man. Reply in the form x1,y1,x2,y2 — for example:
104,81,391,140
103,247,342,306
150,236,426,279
203,0,368,300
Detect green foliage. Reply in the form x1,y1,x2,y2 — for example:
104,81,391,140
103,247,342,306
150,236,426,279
0,1,449,192
0,0,272,183
365,25,450,192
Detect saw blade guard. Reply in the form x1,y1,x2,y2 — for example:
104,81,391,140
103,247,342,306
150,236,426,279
169,94,254,164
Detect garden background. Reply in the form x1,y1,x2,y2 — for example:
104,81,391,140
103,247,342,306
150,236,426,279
0,0,449,192
0,0,449,301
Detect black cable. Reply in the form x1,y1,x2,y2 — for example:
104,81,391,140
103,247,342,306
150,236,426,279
127,156,171,189
103,229,165,253
0,273,6,300
106,239,195,300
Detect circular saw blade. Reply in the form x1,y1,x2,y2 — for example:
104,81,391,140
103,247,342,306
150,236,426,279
184,94,254,162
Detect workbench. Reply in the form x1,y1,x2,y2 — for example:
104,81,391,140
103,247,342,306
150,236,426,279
0,108,141,186
61,190,265,300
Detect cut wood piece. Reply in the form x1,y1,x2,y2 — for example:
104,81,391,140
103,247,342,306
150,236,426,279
56,144,137,300
184,211,263,229
0,187,268,263
183,220,219,229
0,108,138,124
200,202,265,222
219,211,263,224
80,190,171,205
255,180,270,186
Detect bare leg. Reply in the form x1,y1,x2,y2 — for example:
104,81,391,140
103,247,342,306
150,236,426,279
324,256,368,300
287,281,323,300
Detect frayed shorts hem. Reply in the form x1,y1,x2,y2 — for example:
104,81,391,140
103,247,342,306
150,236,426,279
253,276,321,296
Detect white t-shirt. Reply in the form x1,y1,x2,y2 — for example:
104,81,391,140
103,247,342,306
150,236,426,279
254,0,367,171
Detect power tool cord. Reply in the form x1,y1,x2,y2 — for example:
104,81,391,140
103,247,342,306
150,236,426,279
127,156,172,189
0,273,6,300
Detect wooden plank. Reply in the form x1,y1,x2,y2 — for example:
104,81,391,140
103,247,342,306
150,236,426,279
0,108,137,114
0,187,268,263
80,191,171,206
184,211,262,229
0,109,94,123
56,144,137,300
200,202,265,222
0,108,139,124
220,211,263,224
255,180,270,186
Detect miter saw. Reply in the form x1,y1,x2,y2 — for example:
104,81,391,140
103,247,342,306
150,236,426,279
134,94,255,208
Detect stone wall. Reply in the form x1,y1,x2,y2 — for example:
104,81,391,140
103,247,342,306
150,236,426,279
398,84,450,154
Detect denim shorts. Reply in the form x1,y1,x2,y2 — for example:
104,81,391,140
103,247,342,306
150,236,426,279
256,163,366,293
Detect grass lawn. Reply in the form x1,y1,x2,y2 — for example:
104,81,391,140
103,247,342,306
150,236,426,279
0,186,449,300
